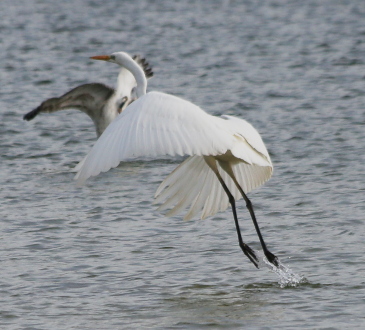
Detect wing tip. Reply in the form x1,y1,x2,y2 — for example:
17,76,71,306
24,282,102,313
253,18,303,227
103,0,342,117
23,106,41,121
132,54,154,79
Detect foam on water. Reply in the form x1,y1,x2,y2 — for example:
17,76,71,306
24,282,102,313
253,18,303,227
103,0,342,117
261,254,306,288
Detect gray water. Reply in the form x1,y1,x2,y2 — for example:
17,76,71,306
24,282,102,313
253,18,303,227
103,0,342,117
1,0,365,328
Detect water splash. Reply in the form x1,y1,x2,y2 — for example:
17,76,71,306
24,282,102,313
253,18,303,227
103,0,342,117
261,255,306,288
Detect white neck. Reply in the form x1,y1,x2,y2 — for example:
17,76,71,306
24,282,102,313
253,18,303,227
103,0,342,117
115,67,135,98
121,55,147,98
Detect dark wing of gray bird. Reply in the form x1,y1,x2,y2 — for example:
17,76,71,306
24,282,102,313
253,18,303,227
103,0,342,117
133,55,153,79
24,55,154,136
23,83,114,121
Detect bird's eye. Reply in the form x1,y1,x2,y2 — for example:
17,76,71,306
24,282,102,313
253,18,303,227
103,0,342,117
110,55,116,60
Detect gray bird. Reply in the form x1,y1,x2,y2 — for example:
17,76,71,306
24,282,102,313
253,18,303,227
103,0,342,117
24,55,153,137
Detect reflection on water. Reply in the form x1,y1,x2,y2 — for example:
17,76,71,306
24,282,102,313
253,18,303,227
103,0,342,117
162,283,282,327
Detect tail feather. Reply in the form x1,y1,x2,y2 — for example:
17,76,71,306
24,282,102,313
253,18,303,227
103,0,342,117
154,155,272,220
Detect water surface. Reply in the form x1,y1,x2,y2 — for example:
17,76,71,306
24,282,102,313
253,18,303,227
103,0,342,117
1,0,365,328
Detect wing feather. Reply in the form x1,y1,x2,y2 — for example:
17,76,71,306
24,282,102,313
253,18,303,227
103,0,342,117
221,115,272,166
75,90,274,220
75,91,236,183
154,155,272,220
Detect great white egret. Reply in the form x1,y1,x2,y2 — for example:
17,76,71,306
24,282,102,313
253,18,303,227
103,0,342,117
75,51,279,268
23,55,153,137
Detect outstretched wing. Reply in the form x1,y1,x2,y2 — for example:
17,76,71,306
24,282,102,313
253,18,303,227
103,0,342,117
23,83,114,121
23,55,153,120
75,91,237,184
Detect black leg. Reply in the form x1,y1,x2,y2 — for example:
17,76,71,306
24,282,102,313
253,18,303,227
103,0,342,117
216,176,259,268
237,189,279,267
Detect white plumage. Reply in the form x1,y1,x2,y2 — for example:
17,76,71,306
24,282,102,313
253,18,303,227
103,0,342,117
75,51,278,268
75,91,273,220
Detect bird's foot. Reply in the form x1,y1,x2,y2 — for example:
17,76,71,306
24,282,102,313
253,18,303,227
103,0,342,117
264,250,279,268
241,243,259,269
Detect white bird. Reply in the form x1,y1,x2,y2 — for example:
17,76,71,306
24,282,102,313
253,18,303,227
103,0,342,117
23,55,153,137
75,51,278,268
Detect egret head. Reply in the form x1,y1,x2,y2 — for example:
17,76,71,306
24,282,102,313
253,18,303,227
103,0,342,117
90,52,132,66
90,51,147,97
